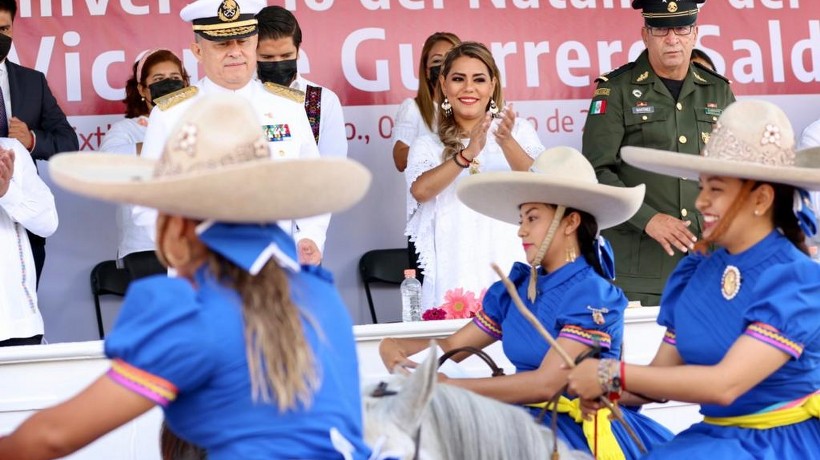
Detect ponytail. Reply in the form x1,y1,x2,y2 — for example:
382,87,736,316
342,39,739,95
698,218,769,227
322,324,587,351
769,183,810,255
569,208,609,280
207,252,317,411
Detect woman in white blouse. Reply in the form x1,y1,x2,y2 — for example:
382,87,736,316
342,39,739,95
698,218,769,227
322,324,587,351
100,49,190,280
406,41,544,311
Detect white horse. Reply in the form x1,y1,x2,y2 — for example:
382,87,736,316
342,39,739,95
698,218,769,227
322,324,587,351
362,343,592,460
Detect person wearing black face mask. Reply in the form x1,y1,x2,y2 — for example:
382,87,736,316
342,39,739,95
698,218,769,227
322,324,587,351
148,77,186,102
99,48,191,284
257,59,297,87
0,0,78,300
255,5,347,161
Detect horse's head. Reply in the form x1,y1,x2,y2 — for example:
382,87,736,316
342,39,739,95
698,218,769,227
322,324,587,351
363,341,593,460
362,341,440,460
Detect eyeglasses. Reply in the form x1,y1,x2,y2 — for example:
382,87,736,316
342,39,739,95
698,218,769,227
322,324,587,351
646,25,694,37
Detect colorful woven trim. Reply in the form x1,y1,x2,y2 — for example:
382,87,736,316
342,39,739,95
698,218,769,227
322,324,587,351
107,359,178,407
558,325,611,349
473,309,502,340
304,85,322,144
663,329,677,346
744,322,804,359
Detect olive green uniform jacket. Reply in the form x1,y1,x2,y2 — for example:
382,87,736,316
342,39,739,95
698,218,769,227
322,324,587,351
581,50,735,305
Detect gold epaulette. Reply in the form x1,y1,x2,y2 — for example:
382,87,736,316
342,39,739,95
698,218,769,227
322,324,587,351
692,61,732,84
595,61,636,83
155,86,199,111
263,82,306,103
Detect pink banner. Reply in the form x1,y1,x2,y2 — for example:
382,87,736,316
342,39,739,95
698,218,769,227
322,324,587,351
9,0,819,116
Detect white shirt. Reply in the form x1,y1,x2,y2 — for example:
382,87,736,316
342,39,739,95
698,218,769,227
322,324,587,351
391,97,434,149
291,74,348,159
135,78,330,252
99,116,155,259
0,138,58,341
0,61,11,122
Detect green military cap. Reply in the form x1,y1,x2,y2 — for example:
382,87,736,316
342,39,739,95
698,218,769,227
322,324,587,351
632,0,705,27
180,0,265,42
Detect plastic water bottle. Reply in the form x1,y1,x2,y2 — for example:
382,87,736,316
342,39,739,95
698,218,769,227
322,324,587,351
401,269,422,322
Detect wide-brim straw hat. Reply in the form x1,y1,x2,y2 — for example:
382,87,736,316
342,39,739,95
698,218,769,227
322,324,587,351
622,100,820,191
49,94,371,222
456,146,645,230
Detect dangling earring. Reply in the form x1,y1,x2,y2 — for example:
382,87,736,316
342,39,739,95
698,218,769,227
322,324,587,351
441,97,452,117
141,96,145,102
565,245,577,263
489,99,499,117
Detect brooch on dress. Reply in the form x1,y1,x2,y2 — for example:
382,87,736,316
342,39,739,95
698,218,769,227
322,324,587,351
587,306,610,325
721,265,742,300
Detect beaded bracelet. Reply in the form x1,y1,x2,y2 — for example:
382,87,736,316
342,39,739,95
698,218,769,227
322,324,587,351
597,358,622,401
453,153,469,168
458,150,473,165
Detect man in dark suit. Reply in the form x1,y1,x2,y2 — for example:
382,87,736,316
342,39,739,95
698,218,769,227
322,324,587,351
0,0,78,287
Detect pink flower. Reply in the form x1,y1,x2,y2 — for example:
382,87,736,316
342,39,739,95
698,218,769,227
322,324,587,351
422,307,447,321
441,288,480,319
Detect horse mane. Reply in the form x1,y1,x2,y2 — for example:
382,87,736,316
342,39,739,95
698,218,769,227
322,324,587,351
363,342,591,460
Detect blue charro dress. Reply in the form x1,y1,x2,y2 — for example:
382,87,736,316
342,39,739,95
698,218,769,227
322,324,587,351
104,265,372,460
644,231,820,459
473,259,673,459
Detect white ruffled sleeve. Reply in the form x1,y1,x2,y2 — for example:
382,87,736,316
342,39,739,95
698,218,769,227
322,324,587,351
404,135,444,273
511,118,545,159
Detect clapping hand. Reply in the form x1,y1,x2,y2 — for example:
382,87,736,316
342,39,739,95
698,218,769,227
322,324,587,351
493,103,516,147
461,111,492,162
0,147,14,197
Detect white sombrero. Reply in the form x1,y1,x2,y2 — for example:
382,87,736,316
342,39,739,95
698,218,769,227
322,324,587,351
456,146,645,230
622,99,820,191
49,94,371,222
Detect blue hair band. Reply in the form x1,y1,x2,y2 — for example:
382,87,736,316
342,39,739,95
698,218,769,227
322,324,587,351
195,221,300,275
793,188,817,238
594,235,616,280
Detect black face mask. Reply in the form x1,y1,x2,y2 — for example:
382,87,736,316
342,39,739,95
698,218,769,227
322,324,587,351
0,34,11,62
428,65,442,84
257,59,298,86
148,78,185,101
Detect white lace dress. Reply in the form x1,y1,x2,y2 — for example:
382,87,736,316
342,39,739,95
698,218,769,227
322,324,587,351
405,118,544,310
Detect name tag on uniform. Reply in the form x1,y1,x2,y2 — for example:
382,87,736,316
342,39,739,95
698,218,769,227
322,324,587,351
704,108,723,117
263,124,291,142
632,106,655,114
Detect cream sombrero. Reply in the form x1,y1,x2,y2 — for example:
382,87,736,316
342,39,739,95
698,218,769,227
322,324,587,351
622,100,820,191
49,94,370,222
456,146,644,230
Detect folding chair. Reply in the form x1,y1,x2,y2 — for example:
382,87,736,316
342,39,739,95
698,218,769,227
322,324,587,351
90,260,131,339
358,248,410,324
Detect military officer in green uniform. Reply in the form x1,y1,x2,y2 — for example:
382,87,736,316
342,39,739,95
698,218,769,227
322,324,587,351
582,0,735,306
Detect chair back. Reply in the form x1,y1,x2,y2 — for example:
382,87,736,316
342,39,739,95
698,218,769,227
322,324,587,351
358,248,409,324
90,260,131,339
